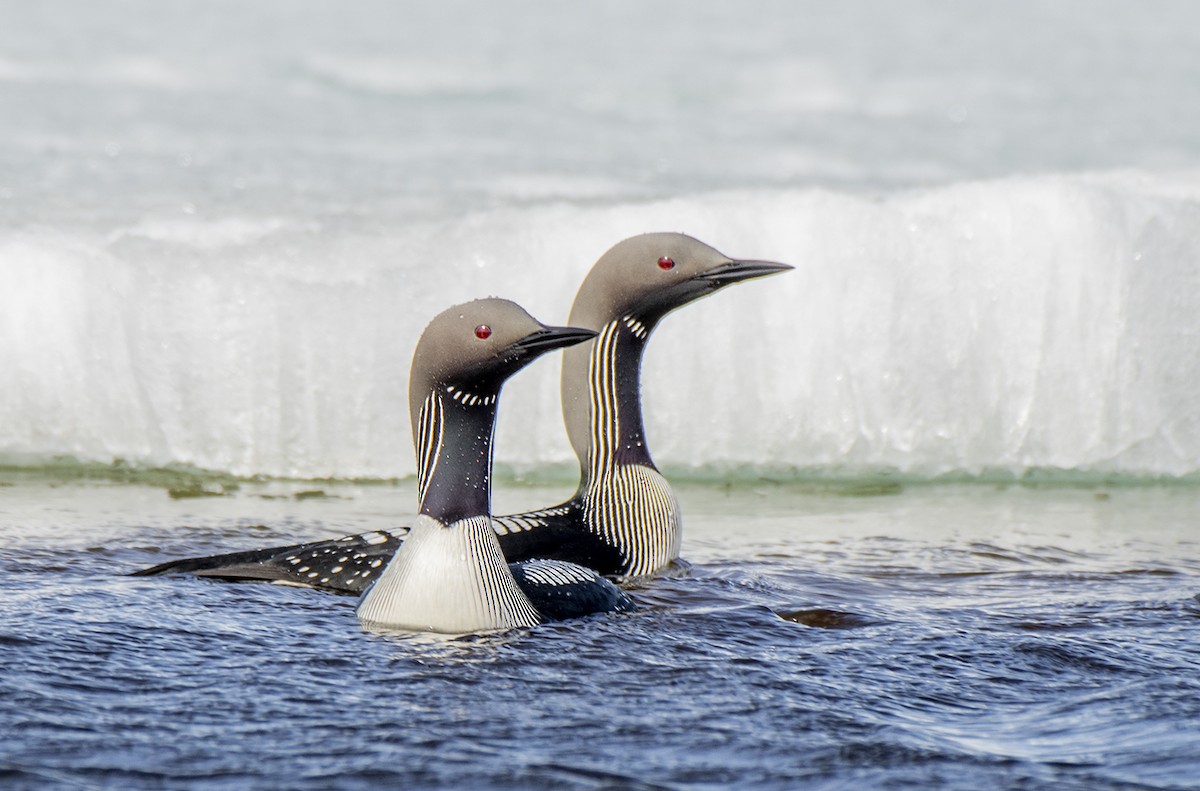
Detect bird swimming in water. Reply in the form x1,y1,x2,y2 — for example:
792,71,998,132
132,233,791,591
356,298,631,632
344,299,630,631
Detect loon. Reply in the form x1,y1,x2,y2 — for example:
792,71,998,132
356,299,625,631
132,233,791,591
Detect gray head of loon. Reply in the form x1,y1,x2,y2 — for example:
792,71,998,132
408,297,598,445
565,232,793,331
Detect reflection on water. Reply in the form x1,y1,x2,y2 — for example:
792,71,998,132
2,479,1199,789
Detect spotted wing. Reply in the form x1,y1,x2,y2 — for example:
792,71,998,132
129,530,405,595
509,558,635,621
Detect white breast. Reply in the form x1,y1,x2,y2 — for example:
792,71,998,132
357,514,540,634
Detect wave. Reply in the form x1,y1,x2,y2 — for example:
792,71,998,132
3,170,1199,480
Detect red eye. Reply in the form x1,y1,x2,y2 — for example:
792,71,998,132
657,256,675,270
474,325,492,340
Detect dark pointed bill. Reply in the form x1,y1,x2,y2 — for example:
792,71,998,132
512,325,598,355
695,259,793,286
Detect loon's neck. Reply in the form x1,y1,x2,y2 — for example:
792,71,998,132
415,386,499,525
562,317,656,486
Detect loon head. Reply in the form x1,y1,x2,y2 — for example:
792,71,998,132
409,297,597,440
560,233,791,467
567,232,793,332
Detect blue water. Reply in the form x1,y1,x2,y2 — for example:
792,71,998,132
4,1,1200,788
3,478,1200,789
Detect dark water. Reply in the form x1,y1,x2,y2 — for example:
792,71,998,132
2,477,1199,790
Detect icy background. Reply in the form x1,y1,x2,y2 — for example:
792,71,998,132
2,0,1200,479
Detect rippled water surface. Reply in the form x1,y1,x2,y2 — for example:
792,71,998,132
2,475,1199,789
